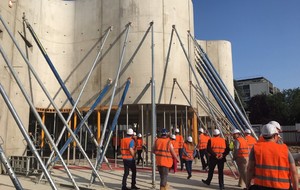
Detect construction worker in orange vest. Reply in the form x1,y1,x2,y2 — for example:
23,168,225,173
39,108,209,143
197,127,210,170
232,129,249,189
170,134,179,173
136,133,144,165
202,129,230,190
182,136,196,179
120,128,140,190
258,120,284,144
153,128,178,190
244,129,257,150
246,123,298,190
175,128,184,170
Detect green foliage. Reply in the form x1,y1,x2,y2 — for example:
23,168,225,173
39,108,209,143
247,88,300,125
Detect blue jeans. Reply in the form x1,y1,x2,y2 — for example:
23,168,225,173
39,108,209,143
185,160,193,176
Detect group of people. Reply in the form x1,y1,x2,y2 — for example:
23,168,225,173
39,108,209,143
120,121,299,190
201,121,299,190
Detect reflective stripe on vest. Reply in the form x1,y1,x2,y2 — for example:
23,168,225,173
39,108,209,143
211,136,226,157
182,142,194,161
120,137,133,160
253,142,290,189
245,135,257,149
198,134,210,150
155,138,173,168
136,138,143,150
237,137,249,158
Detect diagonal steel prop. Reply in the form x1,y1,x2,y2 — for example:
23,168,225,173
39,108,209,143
0,136,24,190
0,38,80,190
90,78,131,184
24,18,112,149
0,14,100,188
92,22,131,184
0,84,57,190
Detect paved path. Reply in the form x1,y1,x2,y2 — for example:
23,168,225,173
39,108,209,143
3,157,299,189
0,159,246,190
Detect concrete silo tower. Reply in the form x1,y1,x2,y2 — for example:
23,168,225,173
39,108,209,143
0,0,233,158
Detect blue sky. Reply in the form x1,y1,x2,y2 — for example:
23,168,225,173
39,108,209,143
193,0,300,90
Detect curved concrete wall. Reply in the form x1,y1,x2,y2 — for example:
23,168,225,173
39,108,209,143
197,40,234,117
0,0,195,109
0,0,235,156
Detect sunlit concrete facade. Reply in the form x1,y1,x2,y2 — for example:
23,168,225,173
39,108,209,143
0,0,233,158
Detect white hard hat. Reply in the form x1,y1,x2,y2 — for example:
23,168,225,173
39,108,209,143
138,133,142,138
199,128,204,133
268,121,282,132
127,128,134,135
261,123,278,137
187,136,193,143
213,129,220,136
231,129,241,134
171,134,176,140
133,132,136,136
245,129,251,134
175,128,179,133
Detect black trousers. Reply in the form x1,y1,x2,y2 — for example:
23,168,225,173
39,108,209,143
122,159,136,188
205,157,225,188
136,150,143,164
199,149,209,169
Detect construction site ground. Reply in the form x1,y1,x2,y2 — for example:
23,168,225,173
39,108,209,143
1,157,299,190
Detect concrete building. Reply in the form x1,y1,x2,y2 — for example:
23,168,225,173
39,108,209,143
0,0,234,160
235,76,280,102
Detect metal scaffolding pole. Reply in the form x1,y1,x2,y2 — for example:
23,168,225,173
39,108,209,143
93,22,131,184
0,43,79,189
24,18,113,152
172,26,220,130
92,78,131,183
190,33,257,138
150,21,157,189
0,15,99,188
0,140,23,190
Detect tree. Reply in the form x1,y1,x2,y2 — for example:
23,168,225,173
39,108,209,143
247,88,300,125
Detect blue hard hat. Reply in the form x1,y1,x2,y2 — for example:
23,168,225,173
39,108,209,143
161,128,168,135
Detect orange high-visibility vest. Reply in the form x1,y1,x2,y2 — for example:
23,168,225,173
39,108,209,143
258,135,265,142
253,142,290,189
136,138,143,150
154,138,173,168
210,136,226,157
171,139,179,156
236,137,249,158
176,134,184,148
198,134,210,150
245,135,257,149
120,137,134,160
182,142,194,161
